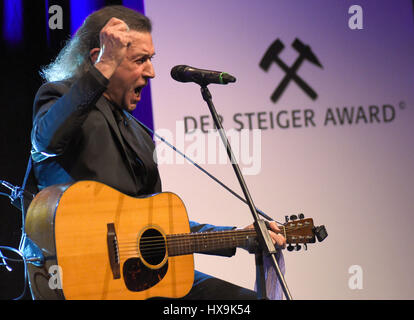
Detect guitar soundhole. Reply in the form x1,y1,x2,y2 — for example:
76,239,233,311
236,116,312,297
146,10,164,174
139,228,166,266
123,228,168,292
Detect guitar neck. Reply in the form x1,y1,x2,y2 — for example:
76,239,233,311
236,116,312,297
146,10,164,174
166,217,317,256
166,229,261,256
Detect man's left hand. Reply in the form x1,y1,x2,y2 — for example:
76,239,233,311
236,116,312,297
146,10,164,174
243,221,286,249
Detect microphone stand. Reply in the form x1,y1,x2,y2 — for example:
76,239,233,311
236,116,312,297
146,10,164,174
199,85,292,300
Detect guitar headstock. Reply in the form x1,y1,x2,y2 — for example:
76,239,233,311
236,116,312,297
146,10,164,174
282,214,327,251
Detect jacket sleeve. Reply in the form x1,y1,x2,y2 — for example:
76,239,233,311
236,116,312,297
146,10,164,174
189,220,237,257
31,67,109,162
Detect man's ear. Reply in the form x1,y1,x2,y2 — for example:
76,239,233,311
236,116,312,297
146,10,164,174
89,48,101,64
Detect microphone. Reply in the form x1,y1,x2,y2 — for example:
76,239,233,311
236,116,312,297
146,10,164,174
171,65,236,86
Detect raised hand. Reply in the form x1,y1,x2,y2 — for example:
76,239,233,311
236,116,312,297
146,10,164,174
93,17,132,79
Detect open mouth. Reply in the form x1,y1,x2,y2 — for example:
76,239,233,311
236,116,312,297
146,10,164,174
134,85,145,97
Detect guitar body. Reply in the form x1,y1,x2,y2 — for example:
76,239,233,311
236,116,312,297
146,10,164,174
25,180,194,300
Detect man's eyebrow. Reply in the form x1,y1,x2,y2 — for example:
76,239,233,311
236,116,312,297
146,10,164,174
130,52,156,60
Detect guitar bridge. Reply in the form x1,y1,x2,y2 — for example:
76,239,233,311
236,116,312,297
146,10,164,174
107,223,120,279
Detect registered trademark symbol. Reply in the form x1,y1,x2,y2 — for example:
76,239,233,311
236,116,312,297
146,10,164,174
399,101,406,109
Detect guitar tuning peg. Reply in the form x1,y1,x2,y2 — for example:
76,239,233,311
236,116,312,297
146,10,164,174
295,244,301,251
298,213,304,219
289,215,297,221
304,244,308,250
285,215,289,223
287,244,294,252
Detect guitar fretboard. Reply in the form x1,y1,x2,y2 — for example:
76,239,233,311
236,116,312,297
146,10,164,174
166,229,258,256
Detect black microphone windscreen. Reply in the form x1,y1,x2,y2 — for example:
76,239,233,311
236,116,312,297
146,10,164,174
170,65,188,82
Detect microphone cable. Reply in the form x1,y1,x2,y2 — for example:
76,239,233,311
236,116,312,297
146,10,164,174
125,111,285,225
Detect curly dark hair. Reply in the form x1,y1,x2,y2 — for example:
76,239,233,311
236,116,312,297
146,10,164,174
40,5,152,82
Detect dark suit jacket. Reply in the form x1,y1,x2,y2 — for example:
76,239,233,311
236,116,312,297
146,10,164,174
31,66,236,258
31,66,161,196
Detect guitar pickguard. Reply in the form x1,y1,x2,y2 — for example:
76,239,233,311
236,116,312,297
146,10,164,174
123,257,168,292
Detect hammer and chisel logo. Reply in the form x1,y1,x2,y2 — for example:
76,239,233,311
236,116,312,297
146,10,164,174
260,38,323,103
180,32,400,155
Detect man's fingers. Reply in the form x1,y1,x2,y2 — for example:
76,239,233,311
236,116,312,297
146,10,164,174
94,18,133,78
268,221,281,233
270,231,286,249
105,17,129,30
101,18,130,39
242,222,287,250
100,18,133,49
267,221,286,249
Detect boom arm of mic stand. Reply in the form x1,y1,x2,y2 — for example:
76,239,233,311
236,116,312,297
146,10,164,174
199,85,293,300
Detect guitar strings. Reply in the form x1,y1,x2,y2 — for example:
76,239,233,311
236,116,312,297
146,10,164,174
118,237,311,257
116,223,310,245
117,226,313,259
117,229,256,244
116,224,311,246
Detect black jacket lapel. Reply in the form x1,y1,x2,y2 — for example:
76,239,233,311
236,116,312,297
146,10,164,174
95,96,139,190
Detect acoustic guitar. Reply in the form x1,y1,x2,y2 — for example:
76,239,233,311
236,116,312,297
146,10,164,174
24,180,325,300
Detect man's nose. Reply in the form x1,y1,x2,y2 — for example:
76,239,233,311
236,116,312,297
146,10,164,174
143,60,155,79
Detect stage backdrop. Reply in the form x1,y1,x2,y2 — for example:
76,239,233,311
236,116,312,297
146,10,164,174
144,0,414,299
